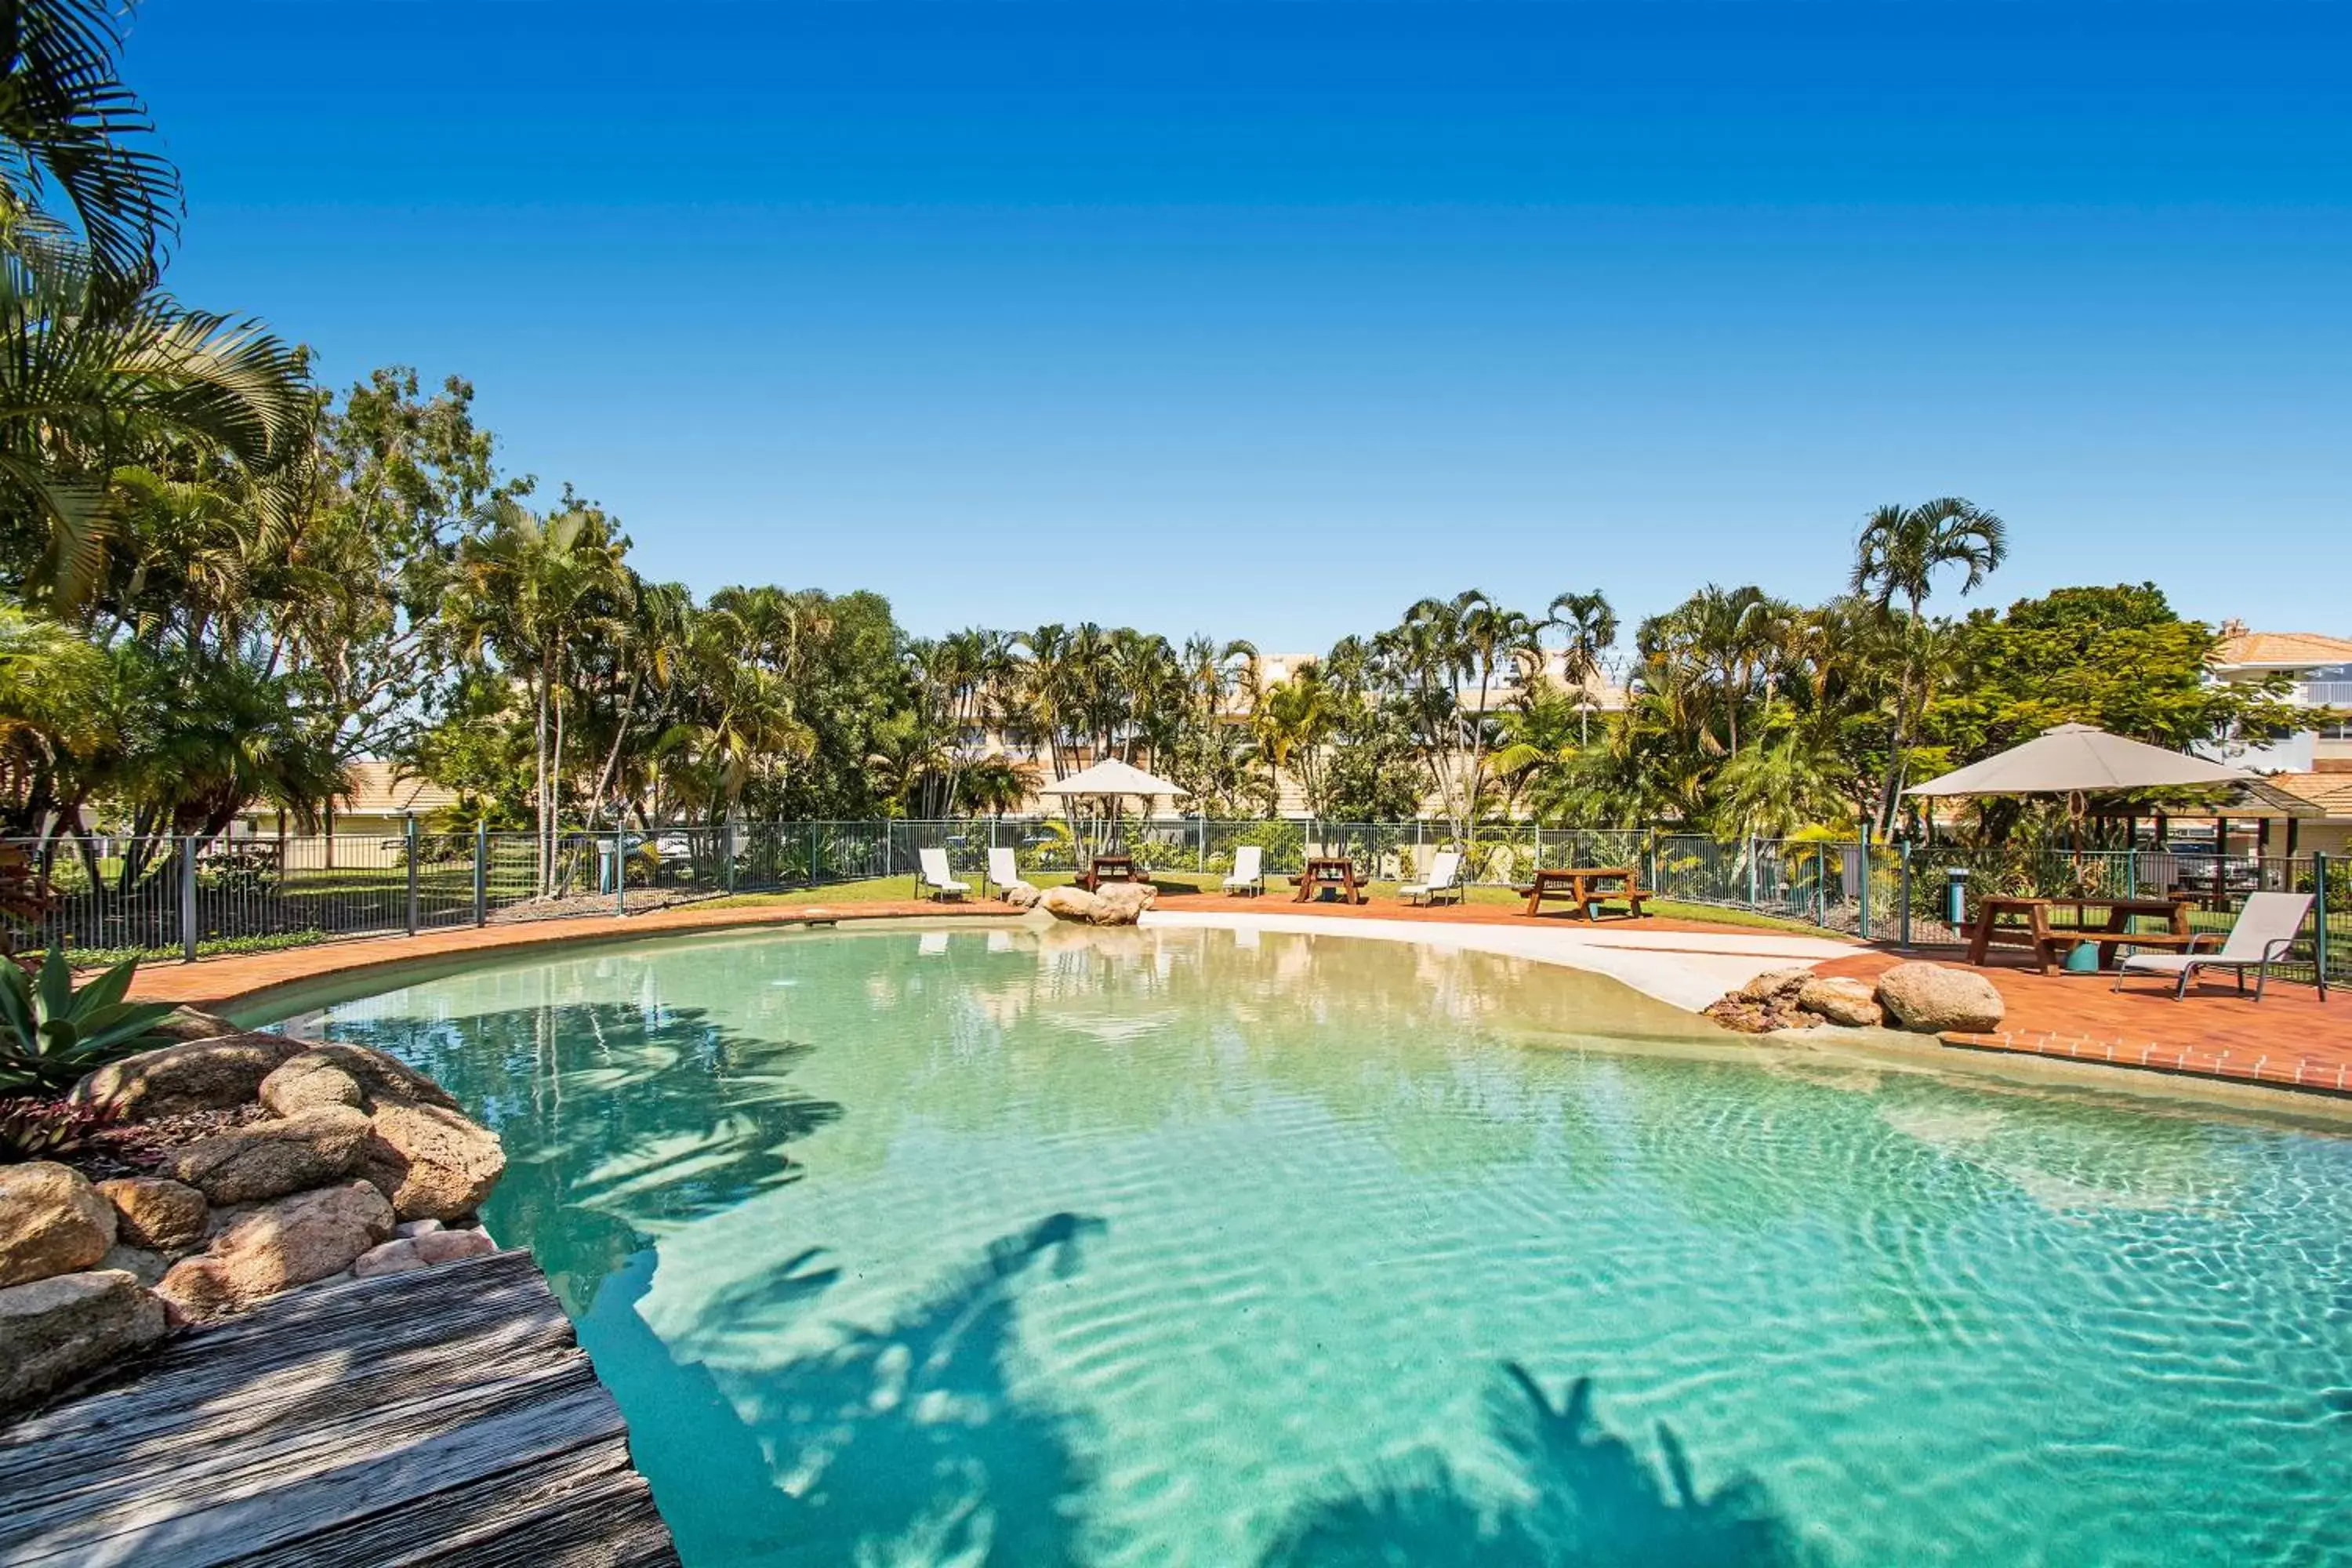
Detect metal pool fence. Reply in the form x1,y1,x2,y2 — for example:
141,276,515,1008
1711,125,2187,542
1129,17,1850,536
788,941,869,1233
9,819,2341,992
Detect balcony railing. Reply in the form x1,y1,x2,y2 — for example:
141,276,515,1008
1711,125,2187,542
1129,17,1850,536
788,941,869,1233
2295,681,2352,706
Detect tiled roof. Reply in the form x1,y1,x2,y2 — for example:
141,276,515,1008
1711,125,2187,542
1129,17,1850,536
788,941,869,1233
335,760,458,817
2212,630,2352,669
2263,771,2352,818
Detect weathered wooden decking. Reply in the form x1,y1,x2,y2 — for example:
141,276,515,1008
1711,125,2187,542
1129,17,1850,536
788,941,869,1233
0,1249,681,1566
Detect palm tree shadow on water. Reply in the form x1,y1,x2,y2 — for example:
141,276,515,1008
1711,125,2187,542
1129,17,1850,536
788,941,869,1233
333,1002,1802,1565
583,1211,1108,1568
323,1000,845,1315
1261,1365,1814,1568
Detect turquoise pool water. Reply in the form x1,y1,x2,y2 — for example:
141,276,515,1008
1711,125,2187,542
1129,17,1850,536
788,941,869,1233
296,924,2352,1566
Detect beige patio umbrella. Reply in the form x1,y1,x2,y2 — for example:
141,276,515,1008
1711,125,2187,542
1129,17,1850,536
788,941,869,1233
1904,724,2252,798
1036,758,1187,802
1037,759,1188,853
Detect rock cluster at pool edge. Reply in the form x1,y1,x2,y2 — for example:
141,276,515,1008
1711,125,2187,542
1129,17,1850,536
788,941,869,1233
0,1015,505,1413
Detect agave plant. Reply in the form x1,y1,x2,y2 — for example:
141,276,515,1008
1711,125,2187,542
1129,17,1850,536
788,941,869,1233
0,949,176,1094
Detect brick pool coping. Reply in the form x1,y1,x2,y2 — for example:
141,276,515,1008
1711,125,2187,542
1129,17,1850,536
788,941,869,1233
124,898,1029,1014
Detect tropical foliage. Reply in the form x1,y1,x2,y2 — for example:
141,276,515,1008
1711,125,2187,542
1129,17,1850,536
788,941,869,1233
0,4,2312,890
0,949,172,1091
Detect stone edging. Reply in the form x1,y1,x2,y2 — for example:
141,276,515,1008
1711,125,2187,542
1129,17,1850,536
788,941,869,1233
2,1022,513,1414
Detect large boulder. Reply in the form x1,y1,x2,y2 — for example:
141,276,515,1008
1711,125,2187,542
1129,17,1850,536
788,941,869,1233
257,1054,365,1117
147,1006,242,1044
1040,885,1102,923
1000,881,1043,911
1737,967,1813,1003
274,1043,460,1113
0,1269,165,1410
95,1177,209,1252
1798,976,1886,1029
155,1180,394,1321
1086,881,1158,926
361,1102,505,1221
164,1105,372,1205
1875,962,2005,1034
73,1031,305,1119
0,1162,116,1288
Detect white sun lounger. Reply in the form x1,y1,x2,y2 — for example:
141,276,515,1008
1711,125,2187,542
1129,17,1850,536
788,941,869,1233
986,847,1027,896
2113,891,2315,1002
1400,849,1465,907
916,846,971,902
1223,844,1265,896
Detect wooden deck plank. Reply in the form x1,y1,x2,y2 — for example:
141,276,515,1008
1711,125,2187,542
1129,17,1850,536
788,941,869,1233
0,1254,575,1504
0,1250,679,1568
229,1450,681,1567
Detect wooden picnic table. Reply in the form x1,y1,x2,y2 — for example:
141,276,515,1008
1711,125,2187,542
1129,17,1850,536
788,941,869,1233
1080,855,1138,892
1519,866,1649,920
1294,855,1367,904
1966,894,2209,975
2167,869,2243,915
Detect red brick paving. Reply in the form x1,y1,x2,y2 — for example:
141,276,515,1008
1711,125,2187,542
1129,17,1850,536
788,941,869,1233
1811,947,2347,1098
126,886,2349,1101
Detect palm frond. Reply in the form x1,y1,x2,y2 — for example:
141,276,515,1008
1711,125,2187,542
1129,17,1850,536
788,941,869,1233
0,0,183,294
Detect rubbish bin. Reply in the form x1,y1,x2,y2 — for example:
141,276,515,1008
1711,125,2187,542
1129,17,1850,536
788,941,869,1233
1944,866,1969,930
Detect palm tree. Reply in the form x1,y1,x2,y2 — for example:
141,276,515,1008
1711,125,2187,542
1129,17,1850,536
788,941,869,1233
1490,679,1588,822
959,753,1036,818
582,576,690,825
125,645,347,843
1543,590,1617,744
0,3,307,603
445,499,631,891
1711,718,1849,841
1250,659,1336,815
1008,623,1073,781
652,638,811,824
0,282,307,603
1851,497,2008,833
1635,586,1751,761
1377,590,1532,828
0,600,105,830
0,0,183,296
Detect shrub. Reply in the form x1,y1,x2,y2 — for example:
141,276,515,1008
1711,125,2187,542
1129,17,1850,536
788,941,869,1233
0,951,178,1094
0,1097,118,1163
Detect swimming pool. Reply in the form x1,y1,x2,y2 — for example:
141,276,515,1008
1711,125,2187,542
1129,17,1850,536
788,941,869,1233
292,923,2352,1566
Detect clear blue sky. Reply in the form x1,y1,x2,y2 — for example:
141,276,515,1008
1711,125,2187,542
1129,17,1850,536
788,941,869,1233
129,2,2347,648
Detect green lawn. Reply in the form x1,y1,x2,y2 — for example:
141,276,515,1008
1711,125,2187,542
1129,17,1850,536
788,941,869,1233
696,873,1833,935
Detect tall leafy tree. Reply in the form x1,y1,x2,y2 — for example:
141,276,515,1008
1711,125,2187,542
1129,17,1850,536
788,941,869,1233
1923,584,2304,843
